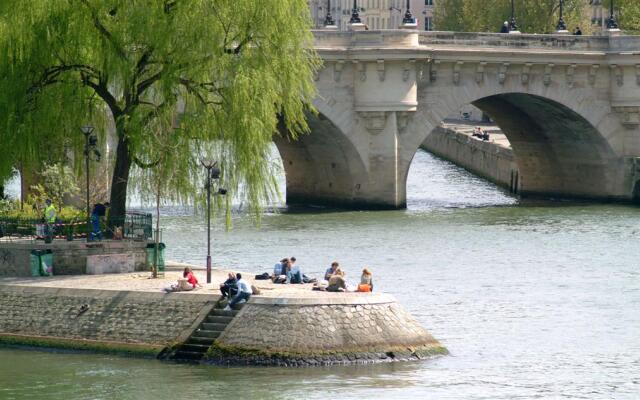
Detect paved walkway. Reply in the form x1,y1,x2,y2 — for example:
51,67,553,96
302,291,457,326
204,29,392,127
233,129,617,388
0,261,371,300
441,120,511,150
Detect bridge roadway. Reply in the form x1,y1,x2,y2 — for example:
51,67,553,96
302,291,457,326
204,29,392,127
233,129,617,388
274,30,640,208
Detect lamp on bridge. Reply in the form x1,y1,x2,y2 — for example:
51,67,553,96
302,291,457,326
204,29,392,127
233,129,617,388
200,158,227,284
606,0,620,33
556,0,569,34
400,0,417,29
348,0,366,31
508,0,520,34
323,0,336,29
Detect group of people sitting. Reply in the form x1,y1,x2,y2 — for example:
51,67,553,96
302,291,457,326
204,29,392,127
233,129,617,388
472,126,490,141
271,257,312,284
166,259,375,308
315,261,373,293
218,272,254,311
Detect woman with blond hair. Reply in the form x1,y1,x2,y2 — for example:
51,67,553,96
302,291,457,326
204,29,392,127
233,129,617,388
326,267,347,292
357,268,373,292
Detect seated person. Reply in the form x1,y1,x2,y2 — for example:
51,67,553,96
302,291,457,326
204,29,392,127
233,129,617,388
357,267,373,292
165,267,201,292
327,268,347,292
272,258,289,283
287,263,303,284
225,273,252,310
219,272,238,299
324,261,339,281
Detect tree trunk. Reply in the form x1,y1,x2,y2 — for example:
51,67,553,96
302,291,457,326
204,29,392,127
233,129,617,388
107,131,132,231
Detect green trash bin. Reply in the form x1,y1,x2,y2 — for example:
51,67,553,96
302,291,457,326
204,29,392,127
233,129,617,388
30,249,53,277
146,242,165,276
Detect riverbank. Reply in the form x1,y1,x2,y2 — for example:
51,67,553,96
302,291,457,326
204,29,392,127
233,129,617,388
421,122,519,193
0,265,446,366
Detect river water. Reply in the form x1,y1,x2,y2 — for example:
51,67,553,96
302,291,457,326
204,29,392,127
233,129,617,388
2,150,640,399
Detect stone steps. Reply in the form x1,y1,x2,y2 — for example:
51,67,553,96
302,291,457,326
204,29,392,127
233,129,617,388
169,301,245,363
190,331,220,340
201,322,227,331
206,315,234,324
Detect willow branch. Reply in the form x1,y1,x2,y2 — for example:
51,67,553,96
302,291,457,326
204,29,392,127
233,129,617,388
79,0,128,61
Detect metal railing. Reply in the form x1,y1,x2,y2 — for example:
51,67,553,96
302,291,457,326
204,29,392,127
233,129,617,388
0,211,153,241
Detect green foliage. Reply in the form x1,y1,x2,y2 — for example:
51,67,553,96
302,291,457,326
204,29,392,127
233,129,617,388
0,0,319,223
616,0,640,33
436,0,593,34
30,163,80,209
0,198,83,221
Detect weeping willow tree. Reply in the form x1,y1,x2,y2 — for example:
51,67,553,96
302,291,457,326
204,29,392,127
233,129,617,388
0,0,319,227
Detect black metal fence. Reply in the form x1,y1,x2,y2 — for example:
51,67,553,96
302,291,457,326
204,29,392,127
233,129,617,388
0,211,152,241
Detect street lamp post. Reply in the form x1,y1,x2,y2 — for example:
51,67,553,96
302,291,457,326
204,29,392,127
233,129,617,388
81,126,99,242
349,0,361,24
556,0,567,32
509,0,519,33
323,0,336,27
201,159,226,284
402,0,415,25
606,0,618,30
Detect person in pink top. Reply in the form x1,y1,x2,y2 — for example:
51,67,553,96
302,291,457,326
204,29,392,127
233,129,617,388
183,267,200,290
164,267,201,292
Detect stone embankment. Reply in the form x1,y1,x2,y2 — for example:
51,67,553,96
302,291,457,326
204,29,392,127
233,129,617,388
207,294,445,366
422,123,520,193
0,268,446,366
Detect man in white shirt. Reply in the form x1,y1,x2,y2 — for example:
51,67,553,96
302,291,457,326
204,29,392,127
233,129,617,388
225,273,252,310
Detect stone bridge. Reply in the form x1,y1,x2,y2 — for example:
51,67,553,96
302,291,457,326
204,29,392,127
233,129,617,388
275,30,640,208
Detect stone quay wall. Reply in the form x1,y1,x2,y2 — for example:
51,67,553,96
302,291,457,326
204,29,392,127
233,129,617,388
422,126,519,193
207,294,446,366
0,284,214,355
0,240,148,277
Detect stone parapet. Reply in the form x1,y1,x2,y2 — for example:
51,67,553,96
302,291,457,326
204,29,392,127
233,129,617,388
207,293,446,366
0,240,148,276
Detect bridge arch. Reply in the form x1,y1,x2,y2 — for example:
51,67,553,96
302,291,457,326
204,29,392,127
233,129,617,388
274,104,367,208
402,85,626,200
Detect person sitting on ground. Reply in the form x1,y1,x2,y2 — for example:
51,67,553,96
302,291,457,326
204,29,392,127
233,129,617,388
225,273,252,310
272,258,289,284
182,267,200,290
357,268,373,292
500,21,509,33
482,130,490,141
273,258,287,277
324,261,339,281
472,127,482,138
573,26,582,35
164,267,201,292
219,272,238,299
327,268,347,292
287,256,303,284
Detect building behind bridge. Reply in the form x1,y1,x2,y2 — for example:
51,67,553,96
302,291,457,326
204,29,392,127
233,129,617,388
308,0,435,31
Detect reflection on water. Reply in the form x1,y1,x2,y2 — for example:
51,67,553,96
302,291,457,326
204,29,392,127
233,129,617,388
2,151,639,399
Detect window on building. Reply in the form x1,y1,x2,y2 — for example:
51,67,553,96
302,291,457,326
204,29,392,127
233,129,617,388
425,0,434,5
425,16,433,31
